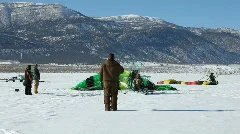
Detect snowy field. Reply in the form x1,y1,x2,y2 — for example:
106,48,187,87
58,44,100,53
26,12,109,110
0,73,240,134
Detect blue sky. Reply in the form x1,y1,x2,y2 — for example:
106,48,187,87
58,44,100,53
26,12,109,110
3,0,240,30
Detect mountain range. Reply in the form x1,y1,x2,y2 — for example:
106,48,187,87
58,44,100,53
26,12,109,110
0,2,239,64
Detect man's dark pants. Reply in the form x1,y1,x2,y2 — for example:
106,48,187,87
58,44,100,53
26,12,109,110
104,81,118,111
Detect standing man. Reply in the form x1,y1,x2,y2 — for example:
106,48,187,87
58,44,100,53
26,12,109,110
33,64,40,94
100,53,124,111
24,65,33,95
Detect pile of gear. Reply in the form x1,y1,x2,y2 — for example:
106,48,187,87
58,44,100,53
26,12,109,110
157,73,218,85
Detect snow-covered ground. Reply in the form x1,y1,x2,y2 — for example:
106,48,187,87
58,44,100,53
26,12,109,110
0,73,240,134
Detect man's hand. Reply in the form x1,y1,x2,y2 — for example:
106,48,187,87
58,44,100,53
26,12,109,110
100,81,104,88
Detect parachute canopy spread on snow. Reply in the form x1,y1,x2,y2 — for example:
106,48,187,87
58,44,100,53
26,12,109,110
71,70,177,91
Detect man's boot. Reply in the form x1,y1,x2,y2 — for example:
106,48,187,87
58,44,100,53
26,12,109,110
25,87,28,95
111,95,118,111
104,95,110,111
105,104,110,111
28,85,32,95
34,87,38,94
28,89,32,95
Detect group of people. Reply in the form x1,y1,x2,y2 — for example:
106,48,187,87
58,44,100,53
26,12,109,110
100,53,218,111
24,64,40,95
22,53,138,111
22,53,217,111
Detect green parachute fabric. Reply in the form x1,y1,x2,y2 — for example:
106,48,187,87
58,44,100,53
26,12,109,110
71,70,131,90
155,85,177,91
71,70,177,91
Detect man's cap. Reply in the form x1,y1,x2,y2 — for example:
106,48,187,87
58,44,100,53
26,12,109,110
26,65,31,70
108,53,115,60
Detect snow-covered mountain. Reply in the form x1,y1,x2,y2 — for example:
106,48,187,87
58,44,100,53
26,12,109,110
0,2,86,26
95,14,180,29
0,2,239,64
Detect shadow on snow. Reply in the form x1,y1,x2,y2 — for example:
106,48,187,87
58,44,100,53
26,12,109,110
117,110,138,111
152,109,236,112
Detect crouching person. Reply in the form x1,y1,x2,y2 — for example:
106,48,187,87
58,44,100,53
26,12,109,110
133,74,144,91
100,53,124,111
209,73,216,83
